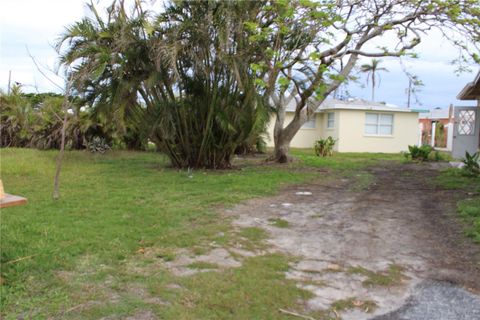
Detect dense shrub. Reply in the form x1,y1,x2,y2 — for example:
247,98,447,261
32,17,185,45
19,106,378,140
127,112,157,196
0,86,146,151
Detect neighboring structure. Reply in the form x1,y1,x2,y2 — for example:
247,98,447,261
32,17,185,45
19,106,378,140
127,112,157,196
266,98,419,153
418,106,454,151
452,71,480,159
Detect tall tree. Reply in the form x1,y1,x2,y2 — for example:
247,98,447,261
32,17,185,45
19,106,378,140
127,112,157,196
247,0,480,162
57,0,267,168
360,59,388,101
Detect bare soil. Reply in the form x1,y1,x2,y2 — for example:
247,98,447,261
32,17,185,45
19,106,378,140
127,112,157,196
226,161,480,319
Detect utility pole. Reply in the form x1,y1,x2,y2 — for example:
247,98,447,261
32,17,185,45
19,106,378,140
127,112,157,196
407,78,412,109
7,70,12,95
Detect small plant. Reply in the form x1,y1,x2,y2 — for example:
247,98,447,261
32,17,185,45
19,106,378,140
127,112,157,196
462,151,480,176
405,145,432,161
314,136,336,157
86,136,111,154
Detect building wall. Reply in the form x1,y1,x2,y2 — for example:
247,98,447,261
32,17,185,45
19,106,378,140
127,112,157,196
336,110,419,153
266,110,419,153
267,112,326,148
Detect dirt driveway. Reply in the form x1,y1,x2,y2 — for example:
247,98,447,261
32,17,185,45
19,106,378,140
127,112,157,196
228,162,480,319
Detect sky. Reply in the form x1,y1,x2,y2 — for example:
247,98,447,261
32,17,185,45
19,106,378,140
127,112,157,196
1,0,478,110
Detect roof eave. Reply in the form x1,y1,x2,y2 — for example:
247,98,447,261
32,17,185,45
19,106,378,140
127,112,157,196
457,71,480,100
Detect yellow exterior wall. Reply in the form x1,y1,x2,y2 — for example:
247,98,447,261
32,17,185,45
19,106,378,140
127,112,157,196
336,110,419,153
266,109,419,153
266,112,339,149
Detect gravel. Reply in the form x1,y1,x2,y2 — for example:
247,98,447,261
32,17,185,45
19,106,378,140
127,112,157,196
373,281,480,320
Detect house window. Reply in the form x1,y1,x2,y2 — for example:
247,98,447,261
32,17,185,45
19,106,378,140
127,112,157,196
365,113,393,135
327,112,335,129
458,110,476,135
302,117,316,129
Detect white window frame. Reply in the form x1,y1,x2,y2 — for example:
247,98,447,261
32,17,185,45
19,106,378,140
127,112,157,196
327,112,335,129
364,113,394,136
302,116,316,129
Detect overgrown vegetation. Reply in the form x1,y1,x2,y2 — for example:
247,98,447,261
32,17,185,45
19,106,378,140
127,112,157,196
314,137,336,157
0,85,142,150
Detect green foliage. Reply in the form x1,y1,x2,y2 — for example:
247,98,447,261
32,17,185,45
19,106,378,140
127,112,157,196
405,145,433,161
462,151,480,176
0,85,142,150
314,136,336,157
86,136,111,154
57,1,269,169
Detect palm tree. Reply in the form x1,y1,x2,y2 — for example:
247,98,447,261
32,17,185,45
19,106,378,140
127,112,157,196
360,59,388,101
57,0,268,168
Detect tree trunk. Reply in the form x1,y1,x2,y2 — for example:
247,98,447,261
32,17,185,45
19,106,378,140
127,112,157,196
372,72,375,101
53,78,72,200
272,136,291,163
268,108,305,163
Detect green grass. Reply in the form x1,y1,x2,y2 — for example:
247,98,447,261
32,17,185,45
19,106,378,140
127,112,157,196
186,262,219,270
269,218,290,228
435,168,480,243
458,198,480,242
347,264,404,287
290,149,404,171
0,148,404,319
1,149,312,318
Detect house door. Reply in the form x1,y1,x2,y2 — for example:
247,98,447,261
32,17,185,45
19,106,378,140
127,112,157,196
452,106,480,159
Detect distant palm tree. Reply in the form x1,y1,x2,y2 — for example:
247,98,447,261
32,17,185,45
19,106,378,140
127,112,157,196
360,59,388,101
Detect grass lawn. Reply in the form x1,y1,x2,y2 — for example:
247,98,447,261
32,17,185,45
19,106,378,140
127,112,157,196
435,168,480,243
1,148,403,319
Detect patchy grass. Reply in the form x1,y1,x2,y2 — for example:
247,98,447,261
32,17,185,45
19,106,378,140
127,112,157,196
458,198,480,243
435,168,480,243
330,297,377,313
269,218,290,228
1,149,311,318
238,227,267,243
435,168,480,191
155,248,176,262
186,262,219,270
348,264,404,287
0,148,405,319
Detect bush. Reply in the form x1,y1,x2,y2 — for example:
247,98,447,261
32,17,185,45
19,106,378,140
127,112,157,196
314,137,336,157
86,137,111,154
462,151,480,176
404,145,433,161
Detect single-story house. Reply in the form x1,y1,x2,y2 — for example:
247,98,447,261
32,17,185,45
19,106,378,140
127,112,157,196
452,71,480,159
266,98,419,153
418,106,454,151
